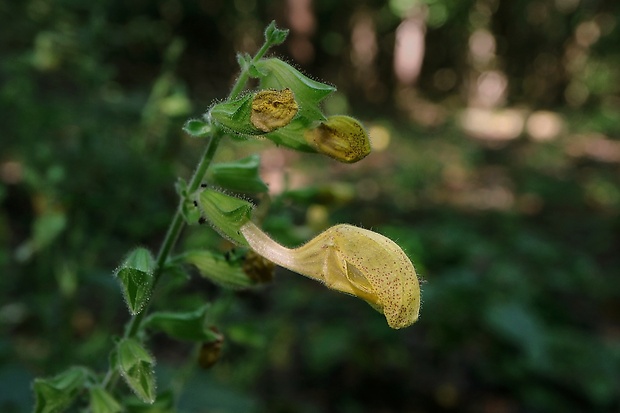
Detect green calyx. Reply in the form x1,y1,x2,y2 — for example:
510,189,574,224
115,338,156,404
195,188,253,246
114,247,155,315
254,58,335,123
209,88,299,136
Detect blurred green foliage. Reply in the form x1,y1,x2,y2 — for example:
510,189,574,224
1,0,619,412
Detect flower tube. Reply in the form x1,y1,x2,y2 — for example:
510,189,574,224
240,221,420,329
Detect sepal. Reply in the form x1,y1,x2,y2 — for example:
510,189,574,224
254,58,335,122
183,118,212,138
264,20,289,46
195,188,253,246
89,386,122,413
116,338,156,404
33,366,92,413
114,247,155,315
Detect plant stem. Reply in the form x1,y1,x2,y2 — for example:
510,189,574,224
101,131,222,390
228,39,272,99
125,131,223,338
102,32,278,391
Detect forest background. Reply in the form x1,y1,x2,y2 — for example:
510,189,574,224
1,0,619,412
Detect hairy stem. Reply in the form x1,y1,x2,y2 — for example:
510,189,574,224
101,132,222,390
228,40,272,100
125,130,223,338
102,34,278,390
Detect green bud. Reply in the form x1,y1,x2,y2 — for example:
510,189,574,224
264,20,289,45
183,118,212,138
33,366,91,413
114,247,155,315
209,94,255,135
116,338,156,404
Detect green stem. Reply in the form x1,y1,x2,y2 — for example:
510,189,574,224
228,40,272,99
102,33,277,391
125,131,223,338
101,132,223,390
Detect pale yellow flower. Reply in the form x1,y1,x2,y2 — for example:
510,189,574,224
240,221,420,329
304,115,371,163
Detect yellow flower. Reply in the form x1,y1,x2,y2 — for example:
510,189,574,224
304,115,371,163
240,221,420,329
251,88,299,132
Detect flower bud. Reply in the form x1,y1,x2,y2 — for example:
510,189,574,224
305,115,371,163
209,88,298,136
240,221,420,329
251,88,298,132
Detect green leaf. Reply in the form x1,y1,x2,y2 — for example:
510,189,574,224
182,249,258,289
196,188,253,246
248,63,268,78
114,247,155,315
183,119,212,138
236,52,251,71
209,154,269,193
174,177,188,198
116,338,156,404
254,58,335,122
89,386,122,413
264,20,289,45
33,366,90,413
144,305,221,342
236,53,267,78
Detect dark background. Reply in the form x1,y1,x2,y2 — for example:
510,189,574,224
1,0,620,412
